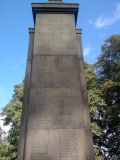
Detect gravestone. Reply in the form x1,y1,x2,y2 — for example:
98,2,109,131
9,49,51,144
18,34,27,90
17,0,95,160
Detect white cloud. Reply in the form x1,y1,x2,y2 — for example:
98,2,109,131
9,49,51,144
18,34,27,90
83,46,92,56
94,3,120,29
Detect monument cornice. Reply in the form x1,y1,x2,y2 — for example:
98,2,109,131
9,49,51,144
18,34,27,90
32,3,79,25
29,28,35,33
76,29,82,34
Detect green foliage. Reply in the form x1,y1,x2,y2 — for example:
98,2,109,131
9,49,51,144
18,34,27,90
0,127,2,144
94,148,104,160
95,34,120,159
0,144,11,160
99,81,120,159
85,62,105,160
1,84,23,160
84,62,97,90
95,34,120,84
85,35,120,159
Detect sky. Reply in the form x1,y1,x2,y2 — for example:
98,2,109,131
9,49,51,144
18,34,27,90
0,0,120,113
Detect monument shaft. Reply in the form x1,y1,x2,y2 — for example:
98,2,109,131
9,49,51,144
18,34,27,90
17,1,95,160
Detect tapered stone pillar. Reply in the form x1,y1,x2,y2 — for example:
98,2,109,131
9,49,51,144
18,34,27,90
17,1,95,160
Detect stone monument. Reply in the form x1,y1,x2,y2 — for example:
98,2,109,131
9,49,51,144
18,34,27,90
17,0,95,160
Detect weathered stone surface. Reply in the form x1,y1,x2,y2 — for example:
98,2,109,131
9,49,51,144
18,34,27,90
24,129,87,160
32,3,79,25
17,28,34,160
34,14,77,55
76,29,83,60
76,30,95,159
17,1,94,160
24,53,85,159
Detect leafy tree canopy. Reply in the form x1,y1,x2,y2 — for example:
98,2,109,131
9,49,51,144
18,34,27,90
95,34,120,84
95,34,120,159
1,83,23,160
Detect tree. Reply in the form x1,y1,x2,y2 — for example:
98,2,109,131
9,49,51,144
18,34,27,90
0,120,10,160
95,34,120,84
0,125,7,144
95,34,120,159
1,83,23,160
85,62,105,160
0,126,2,144
0,144,11,160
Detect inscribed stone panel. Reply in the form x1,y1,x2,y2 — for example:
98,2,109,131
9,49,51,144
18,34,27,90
24,129,87,160
27,87,83,130
34,55,80,88
24,40,85,159
34,14,77,55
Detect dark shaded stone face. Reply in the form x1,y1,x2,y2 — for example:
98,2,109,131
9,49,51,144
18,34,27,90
17,1,95,160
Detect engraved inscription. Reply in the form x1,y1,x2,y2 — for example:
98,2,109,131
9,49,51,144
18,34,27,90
30,136,51,160
32,88,53,129
59,130,80,159
35,15,76,55
58,99,76,115
27,56,83,158
59,119,73,129
35,55,79,88
58,88,73,97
